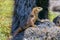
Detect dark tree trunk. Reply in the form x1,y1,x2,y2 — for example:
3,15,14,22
11,0,36,40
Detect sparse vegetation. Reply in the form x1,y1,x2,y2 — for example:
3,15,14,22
0,0,14,40
48,11,60,22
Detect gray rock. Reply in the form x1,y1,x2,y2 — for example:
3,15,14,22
23,20,60,40
53,15,60,27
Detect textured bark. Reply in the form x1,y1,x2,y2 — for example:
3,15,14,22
24,20,60,40
11,0,36,40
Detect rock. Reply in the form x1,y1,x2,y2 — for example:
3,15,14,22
24,26,60,40
53,15,60,27
23,20,60,40
24,27,45,40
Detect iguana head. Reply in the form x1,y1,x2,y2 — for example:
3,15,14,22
33,7,43,14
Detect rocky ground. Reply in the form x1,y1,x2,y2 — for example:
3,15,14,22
23,20,60,40
11,19,60,40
